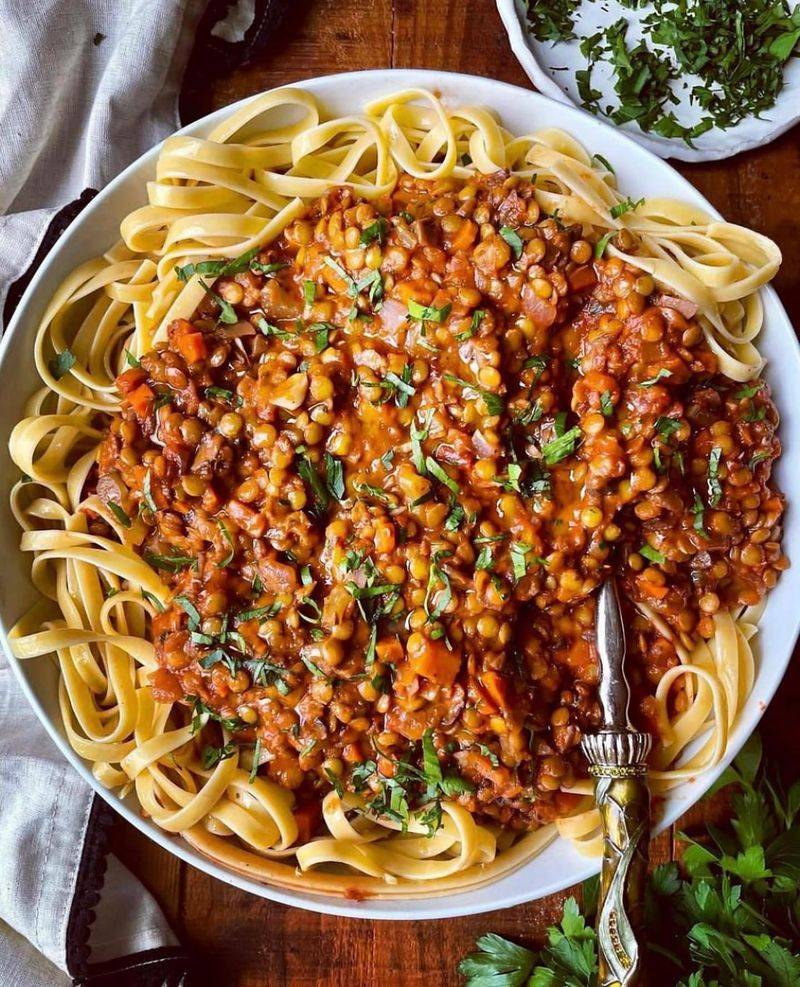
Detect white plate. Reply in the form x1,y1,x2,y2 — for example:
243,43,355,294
1,69,799,920
497,0,800,162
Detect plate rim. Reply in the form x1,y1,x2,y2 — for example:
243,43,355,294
2,66,799,920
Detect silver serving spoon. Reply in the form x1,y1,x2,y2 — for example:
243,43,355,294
581,577,653,986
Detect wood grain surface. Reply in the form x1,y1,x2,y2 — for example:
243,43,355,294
110,2,800,983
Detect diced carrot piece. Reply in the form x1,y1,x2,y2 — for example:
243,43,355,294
126,382,155,417
408,635,461,687
637,575,669,600
175,331,208,364
376,637,404,665
451,218,478,252
480,670,512,709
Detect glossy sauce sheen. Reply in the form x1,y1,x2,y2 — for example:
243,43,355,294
96,173,786,833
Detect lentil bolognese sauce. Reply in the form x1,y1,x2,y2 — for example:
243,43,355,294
9,86,789,895
97,173,785,847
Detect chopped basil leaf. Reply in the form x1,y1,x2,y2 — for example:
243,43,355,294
142,469,158,513
202,743,237,770
108,502,131,528
297,455,331,519
217,518,235,568
707,447,723,506
591,153,615,174
499,226,524,259
456,308,487,342
411,409,434,475
249,737,262,784
640,369,672,387
174,595,202,630
444,374,504,416
691,491,709,539
303,280,316,306
541,426,581,465
144,551,197,572
408,298,452,323
654,416,681,438
359,217,389,246
610,196,644,220
425,456,460,495
594,231,615,259
124,349,141,368
324,453,345,501
236,602,281,622
600,390,614,417
639,544,666,564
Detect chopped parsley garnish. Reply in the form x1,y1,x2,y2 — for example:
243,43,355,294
735,381,764,400
49,349,76,381
408,298,452,323
499,226,524,259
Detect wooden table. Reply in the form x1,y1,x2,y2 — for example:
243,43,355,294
110,2,800,983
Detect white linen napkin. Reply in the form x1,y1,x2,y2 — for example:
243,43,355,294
0,1,215,984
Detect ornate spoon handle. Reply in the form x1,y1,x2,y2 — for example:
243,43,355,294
582,730,652,987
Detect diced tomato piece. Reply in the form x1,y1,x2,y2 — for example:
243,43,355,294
293,800,322,844
567,265,598,292
126,382,155,418
116,367,147,394
148,667,183,703
151,608,182,638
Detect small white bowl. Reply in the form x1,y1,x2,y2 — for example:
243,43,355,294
496,0,800,162
1,69,799,919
